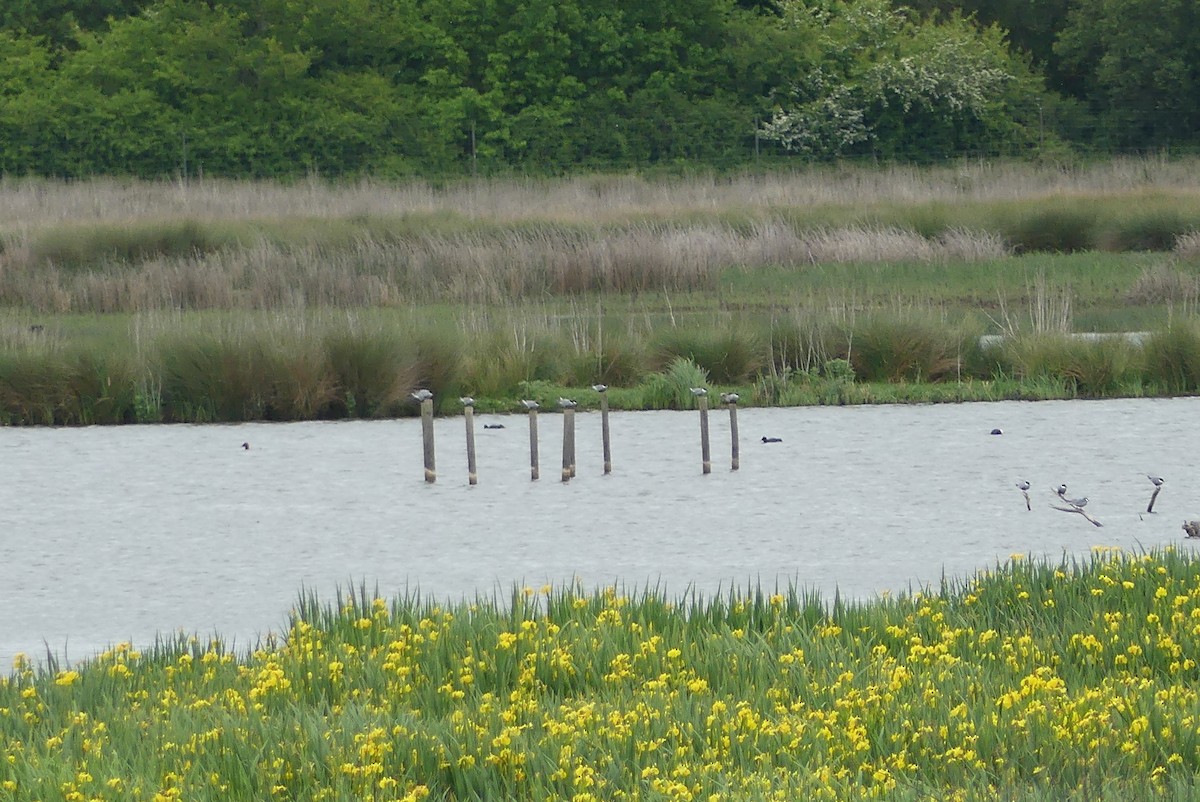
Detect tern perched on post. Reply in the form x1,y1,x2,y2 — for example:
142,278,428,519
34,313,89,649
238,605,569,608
411,388,433,402
521,399,539,410
720,392,739,404
459,396,475,407
690,388,707,396
558,397,578,409
591,384,607,393
1147,474,1165,513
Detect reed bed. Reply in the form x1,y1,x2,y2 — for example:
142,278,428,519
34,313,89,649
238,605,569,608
0,160,1199,313
0,221,1016,313
3,549,1200,801
6,308,1200,424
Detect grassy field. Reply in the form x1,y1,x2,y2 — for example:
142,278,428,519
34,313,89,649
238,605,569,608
2,159,1200,423
3,548,1200,801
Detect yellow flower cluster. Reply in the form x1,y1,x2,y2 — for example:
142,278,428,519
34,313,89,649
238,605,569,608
2,551,1200,800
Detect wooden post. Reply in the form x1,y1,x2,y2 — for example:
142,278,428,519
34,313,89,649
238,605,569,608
420,397,436,483
595,384,611,474
559,398,577,482
524,401,540,481
1147,476,1164,513
694,389,711,475
568,407,576,478
561,408,572,483
462,398,477,486
728,401,739,471
720,393,739,473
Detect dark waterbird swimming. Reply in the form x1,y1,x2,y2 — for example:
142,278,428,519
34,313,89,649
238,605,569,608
762,436,782,443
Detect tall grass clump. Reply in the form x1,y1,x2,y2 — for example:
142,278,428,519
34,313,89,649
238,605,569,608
1142,324,1200,394
322,323,419,418
1175,230,1200,261
27,220,239,268
0,347,140,425
154,333,271,422
639,356,709,409
847,314,979,382
1102,207,1196,251
6,550,1200,800
991,333,1143,397
1001,204,1099,253
1124,261,1200,307
651,326,763,384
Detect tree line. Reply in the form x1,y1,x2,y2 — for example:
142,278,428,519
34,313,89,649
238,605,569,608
0,0,1194,178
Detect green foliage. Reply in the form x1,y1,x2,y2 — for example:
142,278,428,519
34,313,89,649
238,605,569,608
0,0,1190,176
760,0,1050,160
1056,0,1200,149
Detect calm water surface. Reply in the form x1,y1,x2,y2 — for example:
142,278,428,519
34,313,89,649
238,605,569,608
3,397,1199,667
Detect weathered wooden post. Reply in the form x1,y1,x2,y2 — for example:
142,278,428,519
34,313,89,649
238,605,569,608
411,389,436,483
1147,475,1164,513
691,387,711,475
559,397,577,482
522,399,539,481
720,392,740,471
593,384,611,474
461,396,477,486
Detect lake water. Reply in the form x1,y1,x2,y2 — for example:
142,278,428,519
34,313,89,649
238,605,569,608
3,397,1199,668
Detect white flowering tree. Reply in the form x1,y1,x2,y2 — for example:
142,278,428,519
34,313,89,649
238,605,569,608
760,0,1048,158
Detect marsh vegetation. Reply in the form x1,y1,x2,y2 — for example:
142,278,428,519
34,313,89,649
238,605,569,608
2,160,1200,423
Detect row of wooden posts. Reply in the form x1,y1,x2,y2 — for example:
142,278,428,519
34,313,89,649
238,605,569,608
415,387,740,484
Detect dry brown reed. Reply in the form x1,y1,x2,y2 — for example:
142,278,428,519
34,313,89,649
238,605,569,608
1125,262,1200,306
0,221,1010,313
1174,231,1200,261
4,158,1200,230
